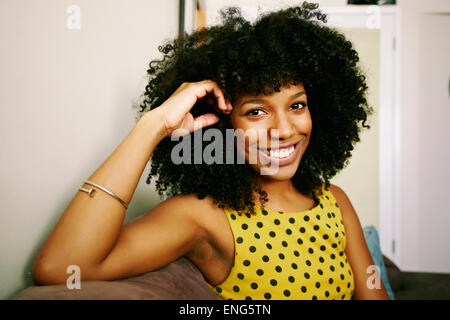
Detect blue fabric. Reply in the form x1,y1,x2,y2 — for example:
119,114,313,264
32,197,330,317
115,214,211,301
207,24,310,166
362,225,395,300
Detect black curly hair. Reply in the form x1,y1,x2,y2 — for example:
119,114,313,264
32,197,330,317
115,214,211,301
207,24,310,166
134,1,372,214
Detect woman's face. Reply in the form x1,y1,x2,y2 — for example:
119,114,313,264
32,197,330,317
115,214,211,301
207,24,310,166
230,83,312,181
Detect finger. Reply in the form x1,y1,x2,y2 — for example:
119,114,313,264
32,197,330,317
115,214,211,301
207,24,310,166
195,80,229,113
193,113,220,131
225,99,233,113
211,86,229,112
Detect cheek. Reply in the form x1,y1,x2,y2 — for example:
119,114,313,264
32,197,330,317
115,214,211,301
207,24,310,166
230,115,260,145
293,113,313,135
230,112,243,131
305,117,313,133
230,112,254,130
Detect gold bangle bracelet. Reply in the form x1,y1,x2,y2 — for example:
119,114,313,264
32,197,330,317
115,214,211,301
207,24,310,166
79,180,128,209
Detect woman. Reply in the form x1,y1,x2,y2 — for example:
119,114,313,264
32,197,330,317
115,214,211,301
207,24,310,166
32,2,389,300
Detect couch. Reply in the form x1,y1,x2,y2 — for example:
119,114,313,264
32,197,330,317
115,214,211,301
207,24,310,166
13,226,450,300
13,254,450,300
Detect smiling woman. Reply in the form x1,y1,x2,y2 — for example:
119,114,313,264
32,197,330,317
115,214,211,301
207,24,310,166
32,1,389,300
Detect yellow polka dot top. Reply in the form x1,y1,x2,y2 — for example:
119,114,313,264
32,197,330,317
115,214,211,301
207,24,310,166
208,184,354,300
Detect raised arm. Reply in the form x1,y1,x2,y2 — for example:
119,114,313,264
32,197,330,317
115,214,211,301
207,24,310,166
32,81,232,285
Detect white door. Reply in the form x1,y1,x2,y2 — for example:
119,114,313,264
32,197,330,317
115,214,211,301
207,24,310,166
417,14,450,273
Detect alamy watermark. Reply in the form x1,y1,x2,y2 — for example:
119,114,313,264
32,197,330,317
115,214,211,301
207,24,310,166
66,5,81,30
366,264,382,290
366,5,381,29
170,128,284,175
66,264,81,290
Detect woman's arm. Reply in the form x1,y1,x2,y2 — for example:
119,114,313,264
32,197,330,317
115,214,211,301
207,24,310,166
32,109,166,285
329,184,390,300
32,80,231,285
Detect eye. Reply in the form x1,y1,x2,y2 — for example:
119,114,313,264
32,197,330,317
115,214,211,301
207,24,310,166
245,108,266,117
290,102,307,110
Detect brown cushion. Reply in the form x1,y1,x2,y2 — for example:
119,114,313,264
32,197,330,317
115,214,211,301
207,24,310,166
14,257,220,300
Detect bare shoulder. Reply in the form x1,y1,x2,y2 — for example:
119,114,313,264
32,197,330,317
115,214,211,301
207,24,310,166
165,193,232,245
161,193,233,281
159,193,226,234
328,184,355,217
328,184,347,201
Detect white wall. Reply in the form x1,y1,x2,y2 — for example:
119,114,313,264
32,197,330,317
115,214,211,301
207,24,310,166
395,0,450,272
0,0,178,299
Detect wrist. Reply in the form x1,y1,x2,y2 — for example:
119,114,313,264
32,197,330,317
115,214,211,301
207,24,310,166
137,108,168,141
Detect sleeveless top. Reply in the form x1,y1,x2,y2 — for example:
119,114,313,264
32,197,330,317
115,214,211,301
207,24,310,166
207,184,355,300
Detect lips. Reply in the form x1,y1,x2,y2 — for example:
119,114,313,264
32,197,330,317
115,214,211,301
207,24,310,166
268,145,295,158
256,140,302,166
258,141,298,156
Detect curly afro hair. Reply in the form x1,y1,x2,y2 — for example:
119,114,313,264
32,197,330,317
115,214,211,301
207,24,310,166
134,1,372,214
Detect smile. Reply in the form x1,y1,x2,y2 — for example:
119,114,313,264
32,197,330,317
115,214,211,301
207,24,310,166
257,140,302,166
268,145,295,159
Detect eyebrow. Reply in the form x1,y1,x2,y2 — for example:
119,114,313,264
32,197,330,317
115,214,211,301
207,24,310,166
238,90,306,108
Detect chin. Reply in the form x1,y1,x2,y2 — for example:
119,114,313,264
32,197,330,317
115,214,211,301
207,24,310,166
250,157,302,181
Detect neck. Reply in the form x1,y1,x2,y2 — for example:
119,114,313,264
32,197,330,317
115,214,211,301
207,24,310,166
253,175,297,202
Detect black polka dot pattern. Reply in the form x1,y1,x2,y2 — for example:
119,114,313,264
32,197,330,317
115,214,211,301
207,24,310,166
209,184,354,300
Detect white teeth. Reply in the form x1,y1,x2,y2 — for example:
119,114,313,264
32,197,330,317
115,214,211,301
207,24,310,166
269,145,295,158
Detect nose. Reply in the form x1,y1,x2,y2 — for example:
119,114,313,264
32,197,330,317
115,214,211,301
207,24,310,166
269,112,295,141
